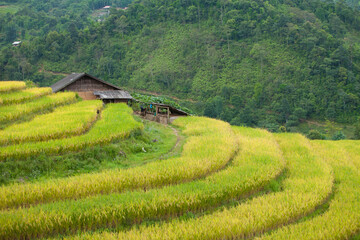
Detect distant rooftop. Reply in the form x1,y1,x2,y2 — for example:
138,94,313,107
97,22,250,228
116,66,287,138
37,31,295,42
103,6,111,9
12,41,21,46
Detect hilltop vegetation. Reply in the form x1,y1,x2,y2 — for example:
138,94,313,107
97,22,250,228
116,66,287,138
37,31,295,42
0,82,360,239
1,0,360,128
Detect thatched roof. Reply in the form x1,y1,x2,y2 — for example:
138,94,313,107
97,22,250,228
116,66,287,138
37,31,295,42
51,73,120,93
94,90,133,100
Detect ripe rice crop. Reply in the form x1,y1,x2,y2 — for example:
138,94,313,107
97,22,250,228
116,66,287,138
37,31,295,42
0,100,103,145
256,141,360,240
3,114,357,240
0,81,26,92
336,141,360,170
0,117,236,210
0,92,77,123
0,87,52,105
70,134,333,240
0,126,285,239
0,103,143,162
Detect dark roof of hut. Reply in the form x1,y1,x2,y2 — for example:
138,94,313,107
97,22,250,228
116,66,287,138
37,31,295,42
94,90,133,100
151,103,189,116
50,73,121,93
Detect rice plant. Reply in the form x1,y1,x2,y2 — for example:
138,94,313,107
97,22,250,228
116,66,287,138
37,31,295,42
0,103,143,161
1,112,357,240
0,92,77,123
256,141,360,240
68,134,333,240
0,81,26,92
0,100,103,145
0,87,52,105
0,126,286,239
0,117,237,212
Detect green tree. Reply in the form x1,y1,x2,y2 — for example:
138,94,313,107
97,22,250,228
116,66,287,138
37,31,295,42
250,43,267,75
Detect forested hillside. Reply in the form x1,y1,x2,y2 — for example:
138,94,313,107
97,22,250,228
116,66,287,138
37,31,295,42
344,0,360,7
1,0,360,129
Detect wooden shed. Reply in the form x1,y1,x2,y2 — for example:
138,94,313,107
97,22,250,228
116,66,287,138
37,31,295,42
142,103,189,124
50,73,132,101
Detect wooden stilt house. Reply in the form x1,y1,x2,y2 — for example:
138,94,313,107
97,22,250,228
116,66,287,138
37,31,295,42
50,73,133,103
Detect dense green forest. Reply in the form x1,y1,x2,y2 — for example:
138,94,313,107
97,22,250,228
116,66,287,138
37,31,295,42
1,0,360,130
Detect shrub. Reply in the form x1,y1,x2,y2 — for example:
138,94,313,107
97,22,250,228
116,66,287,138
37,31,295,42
306,130,326,140
279,126,287,133
332,131,346,140
354,122,360,140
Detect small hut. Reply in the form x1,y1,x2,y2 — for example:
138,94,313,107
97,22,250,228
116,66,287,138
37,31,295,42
143,103,189,124
50,73,133,103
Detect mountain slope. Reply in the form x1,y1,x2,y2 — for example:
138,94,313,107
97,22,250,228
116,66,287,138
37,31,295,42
1,0,360,128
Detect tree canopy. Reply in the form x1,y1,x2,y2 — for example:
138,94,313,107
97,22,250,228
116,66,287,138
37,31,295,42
1,0,360,128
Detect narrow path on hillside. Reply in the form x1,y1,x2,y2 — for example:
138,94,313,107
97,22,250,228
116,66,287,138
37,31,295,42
126,118,186,168
132,114,185,161
159,125,183,160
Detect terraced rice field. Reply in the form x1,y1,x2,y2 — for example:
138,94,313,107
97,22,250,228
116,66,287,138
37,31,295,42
0,92,77,124
0,87,52,105
0,81,25,93
0,81,360,239
0,100,103,145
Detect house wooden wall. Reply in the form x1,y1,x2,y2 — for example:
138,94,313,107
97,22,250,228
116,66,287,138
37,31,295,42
61,76,117,100
77,92,98,100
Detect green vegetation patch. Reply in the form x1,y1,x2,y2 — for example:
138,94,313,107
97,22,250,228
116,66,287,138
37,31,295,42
131,92,192,115
290,120,355,139
0,4,19,15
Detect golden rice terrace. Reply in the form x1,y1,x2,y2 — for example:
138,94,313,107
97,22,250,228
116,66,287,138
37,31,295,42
0,81,359,240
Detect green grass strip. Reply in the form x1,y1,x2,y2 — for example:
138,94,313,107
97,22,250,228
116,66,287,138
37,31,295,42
0,126,285,239
69,133,333,240
0,92,77,123
0,117,235,210
256,140,360,240
336,141,360,171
